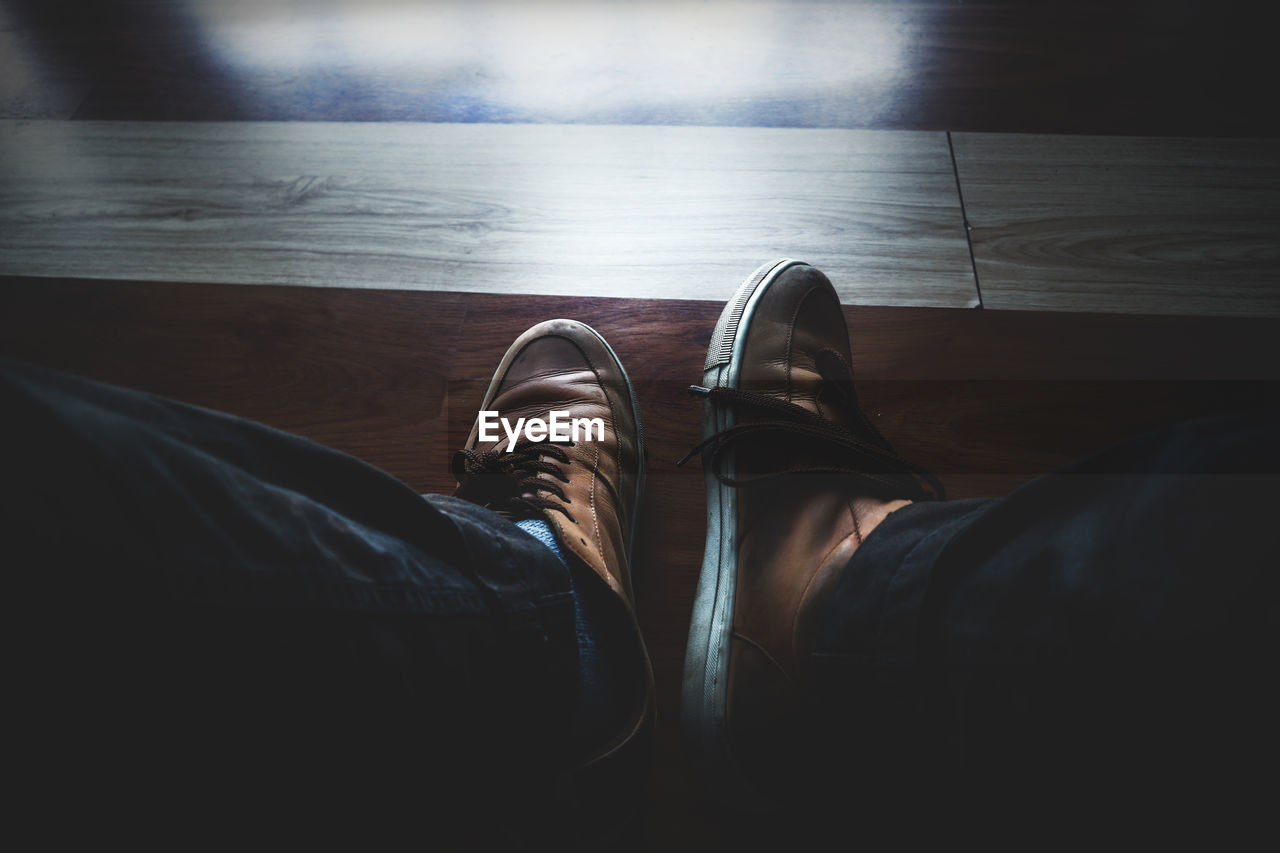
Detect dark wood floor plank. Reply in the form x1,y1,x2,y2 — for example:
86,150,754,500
4,277,1278,845
5,0,1272,136
0,277,470,487
0,120,979,307
953,133,1280,317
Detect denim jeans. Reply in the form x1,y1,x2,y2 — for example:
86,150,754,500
5,357,1276,840
2,357,640,845
806,408,1280,826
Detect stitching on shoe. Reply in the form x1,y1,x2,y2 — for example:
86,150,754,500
783,295,800,405
589,439,602,559
558,332,626,550
731,631,798,686
790,510,864,664
782,284,822,406
527,331,625,567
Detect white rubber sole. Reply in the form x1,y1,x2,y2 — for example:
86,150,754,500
680,258,807,797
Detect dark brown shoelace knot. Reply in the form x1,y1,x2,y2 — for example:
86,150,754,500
452,440,578,523
677,349,945,502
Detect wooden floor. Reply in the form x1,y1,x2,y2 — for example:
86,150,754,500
0,121,978,308
953,134,1280,316
3,120,1278,316
3,277,1278,846
4,1,1277,316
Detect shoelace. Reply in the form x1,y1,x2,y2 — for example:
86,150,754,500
676,349,945,502
452,440,578,523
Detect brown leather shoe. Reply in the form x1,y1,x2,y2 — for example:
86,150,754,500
681,260,943,802
452,319,655,769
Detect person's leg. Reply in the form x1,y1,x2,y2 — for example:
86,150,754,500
3,331,649,844
451,318,656,836
811,410,1280,818
681,260,1279,837
682,260,953,811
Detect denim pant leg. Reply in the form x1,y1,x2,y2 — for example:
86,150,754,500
1,358,584,840
809,410,1280,820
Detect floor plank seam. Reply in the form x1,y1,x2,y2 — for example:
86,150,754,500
947,130,984,310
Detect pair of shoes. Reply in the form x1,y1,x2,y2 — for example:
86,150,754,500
451,261,941,807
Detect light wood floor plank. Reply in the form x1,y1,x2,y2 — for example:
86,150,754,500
0,121,978,307
952,132,1280,317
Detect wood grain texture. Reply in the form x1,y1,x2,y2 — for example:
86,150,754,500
6,1,1275,136
4,276,1279,844
0,120,979,307
953,132,1280,317
0,277,470,486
